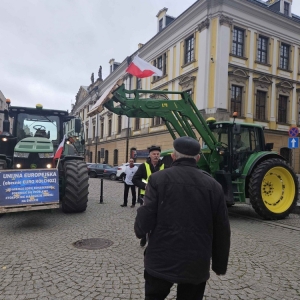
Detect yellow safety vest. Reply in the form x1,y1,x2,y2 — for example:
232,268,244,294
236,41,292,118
140,162,164,195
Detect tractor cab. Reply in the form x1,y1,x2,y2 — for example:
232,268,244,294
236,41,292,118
0,103,85,170
207,121,267,175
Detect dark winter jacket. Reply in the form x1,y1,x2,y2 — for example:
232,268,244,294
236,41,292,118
132,157,165,191
134,158,231,285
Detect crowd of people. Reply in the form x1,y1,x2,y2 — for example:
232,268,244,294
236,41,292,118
119,136,231,300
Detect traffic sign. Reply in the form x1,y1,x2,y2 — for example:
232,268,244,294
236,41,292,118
288,137,299,149
288,126,299,137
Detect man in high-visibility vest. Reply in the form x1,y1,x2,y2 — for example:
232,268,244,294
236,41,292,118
132,145,164,247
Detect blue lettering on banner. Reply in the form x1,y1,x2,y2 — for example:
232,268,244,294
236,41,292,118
0,169,59,207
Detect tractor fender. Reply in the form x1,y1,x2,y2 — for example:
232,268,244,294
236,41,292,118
242,151,285,197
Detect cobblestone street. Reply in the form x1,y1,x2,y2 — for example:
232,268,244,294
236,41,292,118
1,178,300,300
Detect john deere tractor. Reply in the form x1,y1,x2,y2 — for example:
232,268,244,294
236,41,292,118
0,100,89,214
95,79,298,220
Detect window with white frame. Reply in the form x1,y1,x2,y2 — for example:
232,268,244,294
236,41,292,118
184,35,194,64
153,53,167,80
278,95,288,123
257,35,268,64
230,85,243,116
279,43,290,70
255,91,266,121
232,27,244,57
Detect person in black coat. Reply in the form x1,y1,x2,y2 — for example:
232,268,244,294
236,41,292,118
134,136,231,300
132,145,165,247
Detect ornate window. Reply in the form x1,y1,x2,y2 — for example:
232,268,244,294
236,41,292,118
185,35,194,64
153,53,167,81
257,35,268,64
278,95,288,123
230,85,243,116
279,43,290,70
256,91,266,121
232,27,244,57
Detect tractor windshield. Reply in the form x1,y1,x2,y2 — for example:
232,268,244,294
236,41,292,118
16,113,60,143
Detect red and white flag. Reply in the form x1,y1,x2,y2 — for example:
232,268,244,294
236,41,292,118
126,55,163,78
53,135,66,163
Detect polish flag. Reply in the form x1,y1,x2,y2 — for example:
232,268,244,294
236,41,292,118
53,135,66,164
126,55,163,78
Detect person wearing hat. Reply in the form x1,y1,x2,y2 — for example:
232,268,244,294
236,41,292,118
132,145,165,247
134,136,231,300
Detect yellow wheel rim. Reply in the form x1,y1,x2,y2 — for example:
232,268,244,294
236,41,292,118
261,166,295,214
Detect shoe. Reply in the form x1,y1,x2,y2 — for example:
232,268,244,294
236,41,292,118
140,237,146,247
120,204,127,207
130,205,135,208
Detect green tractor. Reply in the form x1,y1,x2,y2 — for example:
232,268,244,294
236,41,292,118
0,99,89,214
97,79,298,220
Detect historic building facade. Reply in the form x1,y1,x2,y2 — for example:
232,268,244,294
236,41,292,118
71,0,300,171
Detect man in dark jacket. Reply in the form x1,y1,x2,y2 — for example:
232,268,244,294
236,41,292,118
134,136,231,300
132,145,165,247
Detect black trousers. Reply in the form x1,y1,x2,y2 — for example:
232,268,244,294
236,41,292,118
144,270,206,300
123,183,136,206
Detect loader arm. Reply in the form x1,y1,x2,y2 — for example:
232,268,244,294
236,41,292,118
99,81,222,174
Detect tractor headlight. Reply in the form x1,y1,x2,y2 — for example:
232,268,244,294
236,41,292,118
16,164,21,168
38,153,54,158
46,164,52,168
14,152,30,158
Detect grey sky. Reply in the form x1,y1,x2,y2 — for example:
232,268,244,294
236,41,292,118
1,0,299,112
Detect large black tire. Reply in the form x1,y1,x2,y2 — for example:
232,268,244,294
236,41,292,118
62,160,89,213
249,158,298,220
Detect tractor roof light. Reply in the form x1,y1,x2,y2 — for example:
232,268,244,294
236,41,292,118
36,104,43,109
206,117,216,124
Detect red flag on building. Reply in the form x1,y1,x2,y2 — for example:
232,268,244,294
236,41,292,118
126,55,162,78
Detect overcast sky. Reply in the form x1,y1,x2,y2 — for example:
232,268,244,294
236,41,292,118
1,0,300,112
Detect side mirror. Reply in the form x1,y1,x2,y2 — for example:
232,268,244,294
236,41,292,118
265,143,273,151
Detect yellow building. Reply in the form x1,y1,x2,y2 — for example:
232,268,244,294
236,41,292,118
71,0,300,171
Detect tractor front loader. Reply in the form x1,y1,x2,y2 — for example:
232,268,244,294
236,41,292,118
0,99,89,214
94,79,298,220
